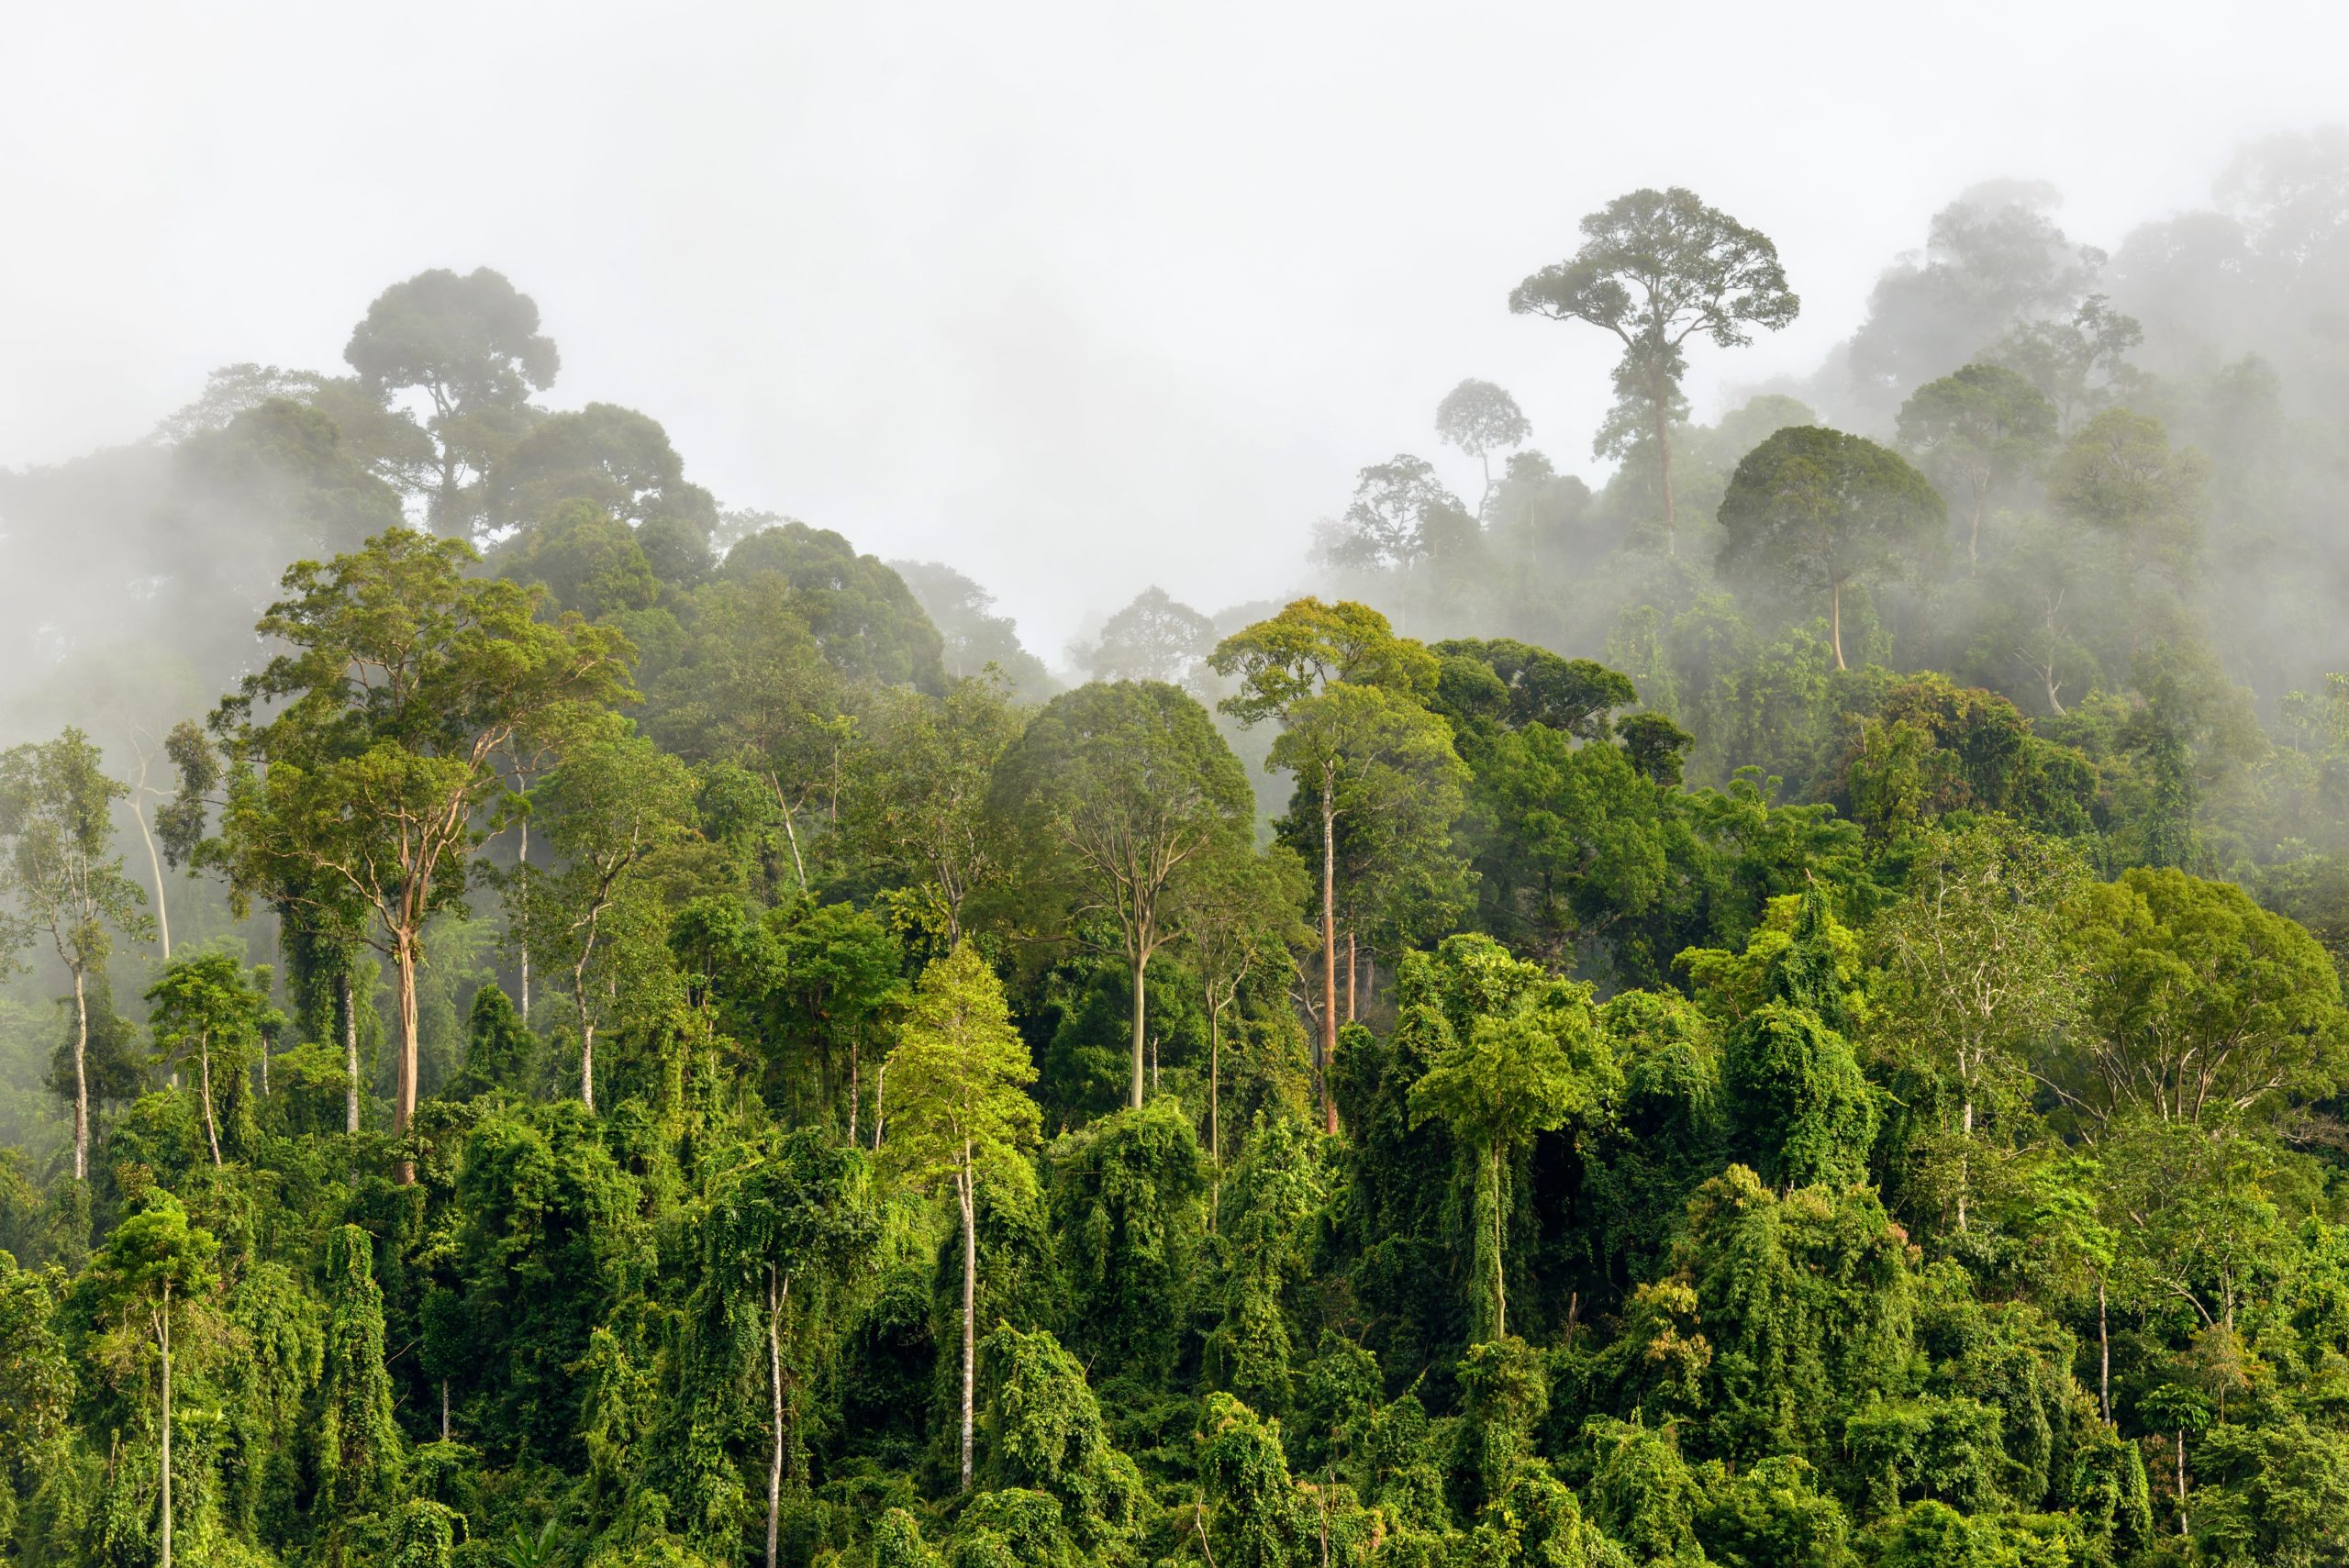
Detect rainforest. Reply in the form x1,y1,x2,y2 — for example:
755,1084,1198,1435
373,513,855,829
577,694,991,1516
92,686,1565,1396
12,114,2349,1568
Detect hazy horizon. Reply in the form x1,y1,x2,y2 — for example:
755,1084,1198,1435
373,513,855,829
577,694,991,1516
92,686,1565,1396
6,0,2343,658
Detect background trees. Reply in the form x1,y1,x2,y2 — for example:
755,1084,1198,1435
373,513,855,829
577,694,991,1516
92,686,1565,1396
1510,187,1800,553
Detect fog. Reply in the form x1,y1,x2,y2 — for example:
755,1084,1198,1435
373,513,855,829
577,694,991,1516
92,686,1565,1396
7,1,2343,662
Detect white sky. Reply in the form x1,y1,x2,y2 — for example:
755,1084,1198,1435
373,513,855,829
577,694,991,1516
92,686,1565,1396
4,0,2343,656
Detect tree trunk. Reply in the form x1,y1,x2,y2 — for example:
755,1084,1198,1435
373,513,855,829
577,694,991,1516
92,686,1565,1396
959,1163,977,1492
340,968,359,1137
441,1378,450,1441
1207,994,1221,1182
134,802,171,963
767,1266,785,1568
575,955,596,1112
849,1039,860,1145
517,815,529,1027
395,936,420,1185
1654,394,1676,556
1346,930,1355,1024
873,1062,886,1152
1956,1093,1973,1233
1491,1143,1507,1340
1130,951,1148,1110
199,1036,221,1167
1830,578,1847,671
1319,772,1338,1136
71,963,89,1183
159,1285,173,1568
2176,1429,2188,1536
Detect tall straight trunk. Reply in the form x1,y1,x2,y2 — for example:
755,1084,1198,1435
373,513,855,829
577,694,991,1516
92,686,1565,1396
958,1162,977,1491
849,1040,860,1145
517,816,529,1027
574,951,596,1111
1207,992,1221,1180
198,1037,221,1167
2176,1429,2188,1535
1346,931,1355,1023
394,937,420,1184
1830,578,1847,670
134,806,171,962
1130,952,1148,1109
71,965,89,1182
872,1062,886,1151
340,969,359,1136
767,1266,786,1568
1654,395,1676,556
1490,1143,1507,1340
1956,1094,1974,1232
158,1285,173,1568
1319,772,1338,1136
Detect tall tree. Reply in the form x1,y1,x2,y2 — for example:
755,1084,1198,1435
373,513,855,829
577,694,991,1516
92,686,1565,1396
0,729,153,1182
1717,426,1946,669
522,721,696,1109
993,681,1252,1110
77,1192,218,1568
881,943,1041,1491
144,951,279,1169
1894,362,2058,568
1174,843,1309,1177
1214,602,1467,1131
1435,379,1532,519
172,529,632,1180
1510,188,1800,553
343,266,560,537
835,678,1021,950
1075,587,1218,689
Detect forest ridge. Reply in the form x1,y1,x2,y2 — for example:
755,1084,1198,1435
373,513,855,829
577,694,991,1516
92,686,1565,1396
4,138,2349,1568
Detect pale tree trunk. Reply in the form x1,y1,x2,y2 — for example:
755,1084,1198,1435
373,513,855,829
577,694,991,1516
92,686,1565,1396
574,951,596,1112
1207,991,1221,1196
517,815,530,1027
158,1285,173,1568
849,1040,860,1145
767,1266,787,1568
198,1035,221,1167
395,936,420,1184
1830,579,1847,671
1491,1144,1507,1340
340,969,360,1137
1130,952,1148,1109
1319,772,1338,1136
1346,931,1355,1024
72,964,89,1183
2176,1429,2188,1536
1956,1091,1973,1233
872,1062,886,1152
958,1162,977,1492
134,806,171,963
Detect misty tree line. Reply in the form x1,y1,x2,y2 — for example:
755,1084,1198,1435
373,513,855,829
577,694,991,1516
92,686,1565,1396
6,128,2349,1568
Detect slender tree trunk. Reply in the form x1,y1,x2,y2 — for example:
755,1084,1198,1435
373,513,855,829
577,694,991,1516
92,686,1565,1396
1346,931,1355,1024
158,1287,173,1568
2176,1429,2188,1535
517,815,529,1027
574,953,596,1112
1654,395,1676,556
1830,578,1847,670
199,1037,221,1167
133,803,171,962
395,936,420,1184
1491,1143,1507,1340
1319,773,1338,1136
849,1040,860,1145
773,784,809,894
71,963,89,1183
1956,1092,1973,1233
1207,993,1221,1184
959,1162,977,1492
873,1062,886,1152
1130,951,1148,1109
767,1266,785,1568
440,1379,450,1441
340,968,359,1137
2098,1276,2111,1423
